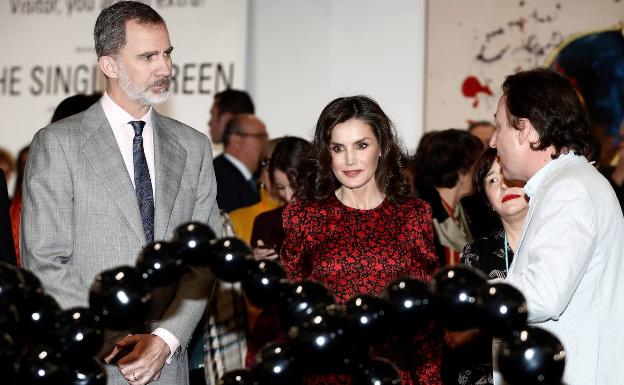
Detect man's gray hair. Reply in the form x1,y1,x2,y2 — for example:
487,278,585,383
94,1,165,58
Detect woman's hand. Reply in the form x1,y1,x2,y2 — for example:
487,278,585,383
253,239,278,261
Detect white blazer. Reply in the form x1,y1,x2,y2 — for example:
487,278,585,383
495,154,624,385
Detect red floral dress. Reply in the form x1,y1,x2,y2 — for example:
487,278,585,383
281,194,442,385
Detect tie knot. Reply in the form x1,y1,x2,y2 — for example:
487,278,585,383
129,120,146,137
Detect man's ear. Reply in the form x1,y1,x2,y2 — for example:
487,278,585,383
219,112,233,128
99,56,118,79
516,118,535,145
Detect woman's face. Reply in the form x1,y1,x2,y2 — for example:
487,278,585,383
484,158,528,220
329,118,380,192
272,169,294,203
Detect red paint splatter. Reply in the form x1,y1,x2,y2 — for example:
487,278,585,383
462,76,493,108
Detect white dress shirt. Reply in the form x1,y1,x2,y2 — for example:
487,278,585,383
101,92,179,363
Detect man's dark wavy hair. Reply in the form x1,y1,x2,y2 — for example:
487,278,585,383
502,68,591,158
295,95,409,202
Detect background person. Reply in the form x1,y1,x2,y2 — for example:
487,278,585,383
213,114,268,213
444,148,529,385
411,129,484,266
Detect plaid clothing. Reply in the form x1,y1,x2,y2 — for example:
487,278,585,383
201,211,248,385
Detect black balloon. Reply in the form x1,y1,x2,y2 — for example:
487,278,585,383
353,357,402,385
172,221,217,266
0,332,19,382
0,262,25,303
430,265,487,330
278,280,336,328
18,268,44,299
17,345,68,385
242,260,287,307
89,266,152,330
19,293,61,344
288,304,353,374
345,294,391,344
0,299,20,343
498,326,566,385
136,241,183,286
218,369,258,385
383,277,432,333
478,282,528,337
52,307,104,359
67,358,107,385
208,237,251,282
254,342,301,385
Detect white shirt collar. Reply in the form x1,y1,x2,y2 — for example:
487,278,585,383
223,153,252,180
101,91,153,127
524,151,576,198
100,91,156,195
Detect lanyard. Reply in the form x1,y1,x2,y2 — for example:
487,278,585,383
504,232,510,273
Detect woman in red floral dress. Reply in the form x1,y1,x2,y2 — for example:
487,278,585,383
281,95,442,385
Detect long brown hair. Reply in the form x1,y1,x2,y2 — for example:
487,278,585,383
295,95,409,202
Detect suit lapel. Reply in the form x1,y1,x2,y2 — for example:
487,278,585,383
81,103,145,243
153,112,186,241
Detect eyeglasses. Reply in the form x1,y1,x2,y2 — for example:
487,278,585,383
235,131,268,140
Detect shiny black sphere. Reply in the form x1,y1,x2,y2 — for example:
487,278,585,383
136,241,183,286
89,266,152,330
19,293,61,344
478,282,528,337
0,299,20,344
208,237,252,282
0,332,19,382
18,268,45,299
53,307,104,359
242,259,287,308
67,358,107,385
430,265,487,330
498,326,566,385
172,221,217,266
288,304,353,374
0,262,25,304
383,277,432,333
217,369,258,385
254,342,301,385
353,357,402,385
278,280,336,328
17,344,68,385
345,294,391,344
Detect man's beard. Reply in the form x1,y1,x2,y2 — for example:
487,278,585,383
116,61,171,106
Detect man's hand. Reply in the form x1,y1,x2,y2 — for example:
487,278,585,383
114,334,170,385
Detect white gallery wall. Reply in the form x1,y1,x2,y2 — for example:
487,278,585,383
247,0,427,153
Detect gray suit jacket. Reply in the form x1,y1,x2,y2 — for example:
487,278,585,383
21,101,221,385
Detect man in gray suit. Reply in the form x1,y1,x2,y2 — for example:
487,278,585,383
21,2,220,385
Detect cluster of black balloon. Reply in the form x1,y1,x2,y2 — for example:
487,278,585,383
215,258,567,385
0,221,235,385
0,264,107,385
0,220,567,385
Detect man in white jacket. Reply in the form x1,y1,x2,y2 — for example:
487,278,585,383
490,69,624,385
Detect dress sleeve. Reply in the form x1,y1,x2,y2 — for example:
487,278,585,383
409,200,440,281
279,199,313,280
